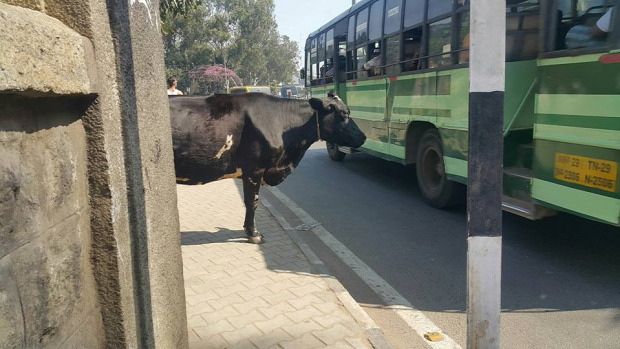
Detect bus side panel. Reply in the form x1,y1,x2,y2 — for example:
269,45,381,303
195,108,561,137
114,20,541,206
436,68,469,182
533,54,620,226
347,79,389,155
388,72,437,162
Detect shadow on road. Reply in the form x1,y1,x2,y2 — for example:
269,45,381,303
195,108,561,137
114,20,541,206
285,149,620,316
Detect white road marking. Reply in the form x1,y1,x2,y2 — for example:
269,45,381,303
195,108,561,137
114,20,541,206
268,186,463,349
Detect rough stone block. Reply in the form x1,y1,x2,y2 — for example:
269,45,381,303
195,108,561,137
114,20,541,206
0,3,93,95
0,96,90,259
0,257,24,348
1,0,43,11
44,0,93,38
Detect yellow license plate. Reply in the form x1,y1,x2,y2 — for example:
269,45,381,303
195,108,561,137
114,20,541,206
554,153,618,192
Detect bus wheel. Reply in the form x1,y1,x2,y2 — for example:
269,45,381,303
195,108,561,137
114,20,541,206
416,129,464,208
327,142,346,161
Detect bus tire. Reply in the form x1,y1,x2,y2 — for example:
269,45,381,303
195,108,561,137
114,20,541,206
416,129,464,209
327,142,346,161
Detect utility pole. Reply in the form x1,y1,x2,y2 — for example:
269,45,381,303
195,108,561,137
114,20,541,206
467,0,506,348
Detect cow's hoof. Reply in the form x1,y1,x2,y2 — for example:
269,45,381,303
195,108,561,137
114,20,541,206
248,235,263,244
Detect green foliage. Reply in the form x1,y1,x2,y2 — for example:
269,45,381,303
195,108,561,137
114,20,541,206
161,0,299,95
160,0,202,22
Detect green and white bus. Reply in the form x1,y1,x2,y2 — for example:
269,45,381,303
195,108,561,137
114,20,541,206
303,0,619,226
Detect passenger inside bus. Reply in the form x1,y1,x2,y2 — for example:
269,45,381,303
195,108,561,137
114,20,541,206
362,45,382,77
362,52,382,76
564,7,614,49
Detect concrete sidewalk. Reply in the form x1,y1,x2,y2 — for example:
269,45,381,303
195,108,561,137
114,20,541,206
177,180,389,349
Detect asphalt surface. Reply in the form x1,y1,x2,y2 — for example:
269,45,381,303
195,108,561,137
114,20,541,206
270,142,620,349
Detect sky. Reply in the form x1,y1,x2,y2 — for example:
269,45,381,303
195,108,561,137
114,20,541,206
274,0,356,61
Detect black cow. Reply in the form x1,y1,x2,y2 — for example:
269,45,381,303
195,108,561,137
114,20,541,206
169,92,366,243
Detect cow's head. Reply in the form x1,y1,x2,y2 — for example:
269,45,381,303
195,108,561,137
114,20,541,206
309,93,366,148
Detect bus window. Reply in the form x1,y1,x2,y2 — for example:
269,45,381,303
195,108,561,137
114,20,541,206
356,8,369,44
306,52,311,86
326,29,334,56
338,42,347,81
404,0,424,28
458,11,470,64
559,1,614,50
403,27,423,71
357,46,368,78
384,0,402,35
347,16,356,48
505,3,540,61
428,0,453,20
428,17,453,68
318,33,325,66
369,0,385,41
385,34,401,75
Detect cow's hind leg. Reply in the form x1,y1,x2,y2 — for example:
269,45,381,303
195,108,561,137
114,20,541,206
242,172,264,244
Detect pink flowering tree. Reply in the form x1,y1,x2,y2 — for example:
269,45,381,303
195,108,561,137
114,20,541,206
188,64,242,94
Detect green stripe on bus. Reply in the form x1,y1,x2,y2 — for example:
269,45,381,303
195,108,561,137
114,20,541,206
532,179,620,225
346,84,386,92
537,54,602,66
392,108,451,118
444,156,468,178
536,94,620,118
534,124,620,150
536,114,620,131
350,106,386,114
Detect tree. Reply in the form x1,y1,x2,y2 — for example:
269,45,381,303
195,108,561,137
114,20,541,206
161,0,299,94
160,0,202,22
188,64,242,94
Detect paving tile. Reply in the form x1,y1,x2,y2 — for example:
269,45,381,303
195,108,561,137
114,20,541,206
228,340,259,349
208,293,245,311
232,294,271,312
192,319,235,341
251,328,294,349
279,333,325,349
283,320,323,339
312,323,356,345
261,290,298,306
257,301,296,318
287,294,323,310
254,314,295,334
189,333,228,349
228,309,268,329
220,325,263,345
202,305,241,324
285,307,324,324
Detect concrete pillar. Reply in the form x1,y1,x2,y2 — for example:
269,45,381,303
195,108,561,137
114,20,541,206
0,0,188,347
466,0,506,348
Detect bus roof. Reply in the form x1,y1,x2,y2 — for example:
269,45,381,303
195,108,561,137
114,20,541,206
307,0,373,41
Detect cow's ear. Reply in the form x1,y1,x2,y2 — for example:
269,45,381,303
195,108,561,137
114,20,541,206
309,98,327,111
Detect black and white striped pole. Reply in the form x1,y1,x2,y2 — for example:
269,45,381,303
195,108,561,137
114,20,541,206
467,0,506,348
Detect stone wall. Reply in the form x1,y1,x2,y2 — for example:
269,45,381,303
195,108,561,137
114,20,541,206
0,1,187,348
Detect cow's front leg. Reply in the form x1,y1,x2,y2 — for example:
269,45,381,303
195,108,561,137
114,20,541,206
242,171,264,244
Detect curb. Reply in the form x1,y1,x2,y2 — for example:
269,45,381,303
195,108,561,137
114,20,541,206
261,194,394,349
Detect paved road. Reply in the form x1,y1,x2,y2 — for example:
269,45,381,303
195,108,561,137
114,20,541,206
268,142,620,349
